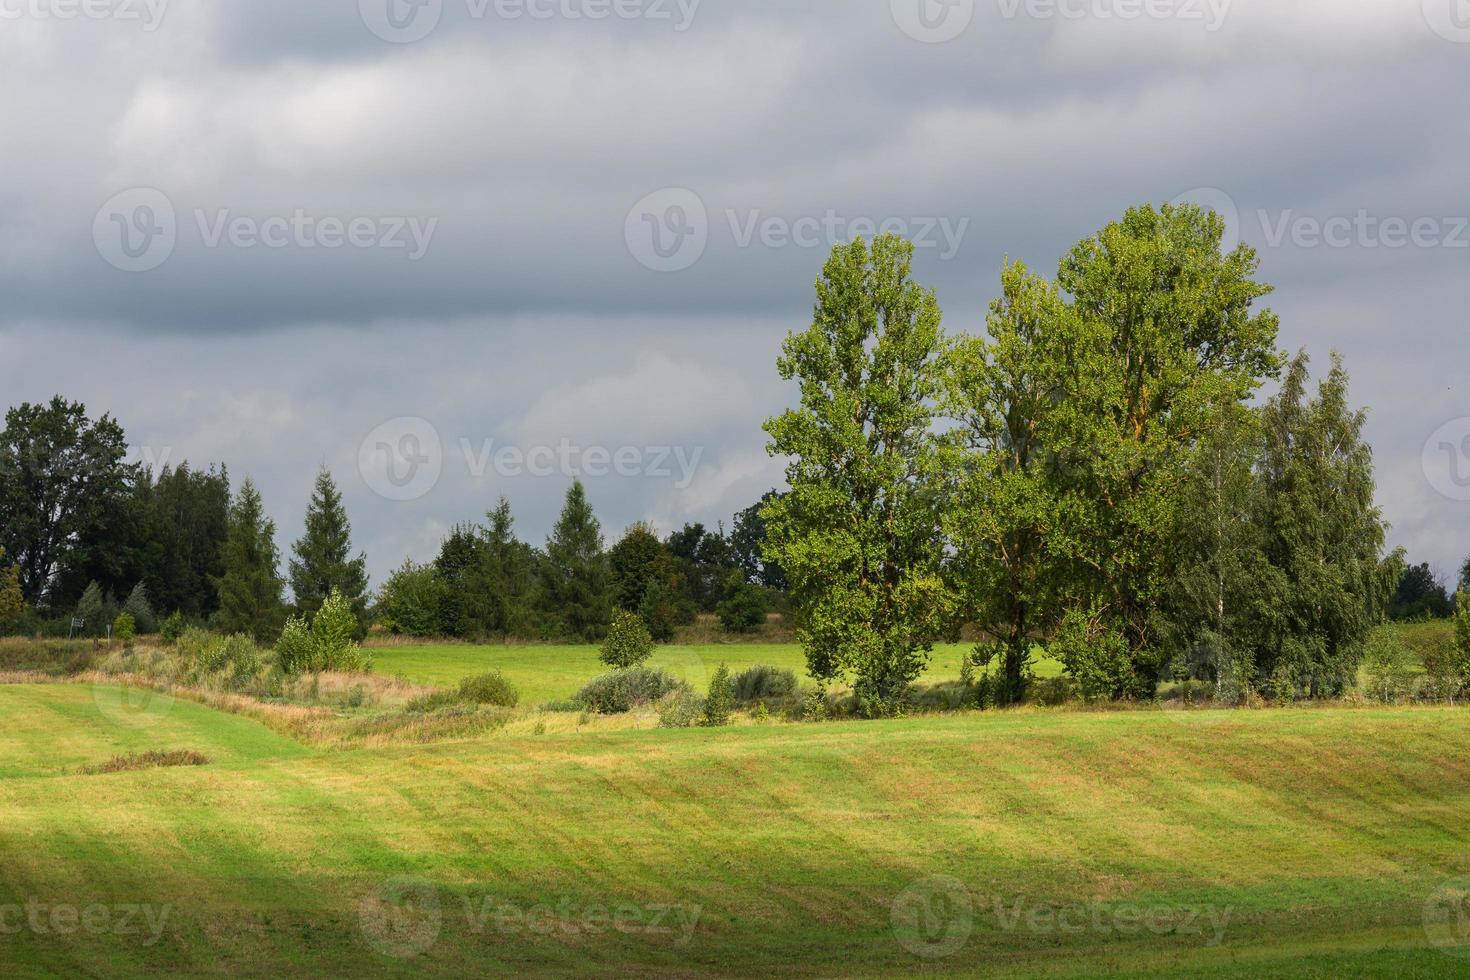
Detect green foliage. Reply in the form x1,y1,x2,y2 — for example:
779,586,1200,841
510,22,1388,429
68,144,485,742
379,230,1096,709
1361,627,1415,704
609,522,672,611
574,667,690,714
1051,605,1133,703
215,478,287,645
0,550,23,630
377,560,447,637
656,688,705,729
1254,352,1395,695
1445,591,1470,699
730,491,787,591
112,612,136,646
0,397,131,605
121,582,156,634
763,235,954,714
600,610,654,669
702,663,734,727
289,468,369,634
456,671,519,708
638,581,685,643
716,577,768,634
311,588,368,672
1388,562,1452,621
74,581,108,636
730,664,797,703
537,482,613,642
159,611,185,645
274,616,315,674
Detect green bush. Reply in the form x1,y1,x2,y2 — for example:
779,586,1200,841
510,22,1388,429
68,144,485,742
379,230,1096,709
176,627,219,665
575,667,690,714
731,664,797,702
112,612,136,646
716,581,767,634
600,610,654,669
656,689,705,729
312,588,367,671
1363,627,1415,704
121,583,157,634
457,671,519,708
377,561,447,637
275,616,315,674
159,611,186,645
703,663,734,727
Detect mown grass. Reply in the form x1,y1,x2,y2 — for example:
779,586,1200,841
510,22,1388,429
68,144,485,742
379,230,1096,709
370,641,1068,706
0,687,1467,976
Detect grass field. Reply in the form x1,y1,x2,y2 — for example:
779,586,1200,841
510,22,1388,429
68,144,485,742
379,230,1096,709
369,641,1065,705
2,666,1470,976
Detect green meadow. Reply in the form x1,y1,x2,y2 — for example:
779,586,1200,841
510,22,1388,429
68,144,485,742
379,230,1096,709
2,639,1469,977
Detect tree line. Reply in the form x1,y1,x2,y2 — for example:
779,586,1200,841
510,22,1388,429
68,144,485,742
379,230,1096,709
0,396,786,645
764,204,1405,715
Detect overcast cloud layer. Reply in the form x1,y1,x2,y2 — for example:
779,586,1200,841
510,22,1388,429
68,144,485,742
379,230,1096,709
1,0,1468,588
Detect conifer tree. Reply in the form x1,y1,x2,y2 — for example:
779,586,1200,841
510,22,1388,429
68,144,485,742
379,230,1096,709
215,478,287,644
289,468,369,634
537,482,612,642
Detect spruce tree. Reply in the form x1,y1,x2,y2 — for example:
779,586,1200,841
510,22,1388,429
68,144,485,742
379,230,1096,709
480,498,537,639
289,468,369,634
215,478,287,644
537,482,612,642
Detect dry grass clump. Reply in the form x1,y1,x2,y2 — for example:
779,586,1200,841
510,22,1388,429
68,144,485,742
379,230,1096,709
80,749,210,775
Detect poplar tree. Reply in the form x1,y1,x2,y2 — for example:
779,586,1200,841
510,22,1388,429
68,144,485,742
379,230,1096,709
763,234,953,714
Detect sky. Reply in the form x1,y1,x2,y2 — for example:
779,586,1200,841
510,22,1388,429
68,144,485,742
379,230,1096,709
1,0,1468,589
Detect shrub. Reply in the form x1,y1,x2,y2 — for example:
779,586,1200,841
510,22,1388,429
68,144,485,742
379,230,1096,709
458,671,519,708
176,627,219,665
716,581,767,634
731,664,797,703
1051,607,1134,702
159,611,186,645
275,616,315,674
377,561,447,637
0,553,23,631
639,582,681,644
703,663,734,727
312,588,367,671
600,610,654,669
656,689,705,729
1362,627,1416,704
112,612,136,646
575,667,689,714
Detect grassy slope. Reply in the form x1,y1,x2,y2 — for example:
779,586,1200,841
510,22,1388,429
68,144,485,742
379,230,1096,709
371,642,1066,704
1,687,1468,977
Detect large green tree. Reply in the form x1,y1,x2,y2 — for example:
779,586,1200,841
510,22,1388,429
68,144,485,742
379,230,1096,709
940,261,1072,704
763,234,953,713
1254,351,1396,695
216,478,287,644
537,482,612,642
1046,203,1281,698
289,468,369,633
0,398,131,605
